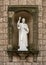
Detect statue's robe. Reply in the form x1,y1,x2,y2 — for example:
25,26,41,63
17,22,29,51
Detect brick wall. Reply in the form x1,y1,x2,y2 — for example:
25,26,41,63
0,0,46,65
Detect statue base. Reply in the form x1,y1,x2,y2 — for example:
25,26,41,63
18,47,28,51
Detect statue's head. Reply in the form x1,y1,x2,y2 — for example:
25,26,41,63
22,18,25,23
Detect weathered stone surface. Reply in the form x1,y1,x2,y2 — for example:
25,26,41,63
26,56,33,62
0,62,4,65
13,56,20,62
14,63,22,65
0,45,7,51
32,62,39,65
0,23,8,28
43,62,46,65
18,0,26,5
0,34,8,40
3,11,7,17
38,23,42,28
42,29,46,34
43,40,46,46
37,57,42,62
38,51,43,57
24,62,31,65
38,34,42,39
38,28,42,34
42,51,46,56
38,16,42,23
0,0,3,5
43,0,46,6
6,62,15,65
2,17,8,22
0,40,8,46
43,34,46,39
43,57,46,61
26,0,35,5
36,0,42,5
0,28,8,33
0,18,3,22
4,0,9,5
43,7,46,13
38,40,42,45
10,0,18,5
41,45,46,51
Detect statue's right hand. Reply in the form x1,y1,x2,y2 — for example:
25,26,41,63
19,16,21,20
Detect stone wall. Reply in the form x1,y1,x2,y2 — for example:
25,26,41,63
0,0,46,65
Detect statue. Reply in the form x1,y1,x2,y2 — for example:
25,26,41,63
17,17,29,51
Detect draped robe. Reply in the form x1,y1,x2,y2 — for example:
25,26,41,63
17,22,29,51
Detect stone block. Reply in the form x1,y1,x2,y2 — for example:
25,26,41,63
38,16,42,23
0,34,8,40
43,40,46,46
42,29,46,34
0,0,3,5
14,63,22,65
6,62,15,65
36,0,42,5
0,40,8,46
43,34,46,39
43,7,46,13
0,46,7,51
43,57,46,61
24,62,31,65
38,23,42,28
26,0,35,5
32,62,39,65
0,23,8,28
42,51,46,56
13,56,20,62
43,13,46,20
37,57,42,62
19,0,26,5
3,5,8,11
3,56,9,62
43,62,46,65
3,17,8,22
0,28,8,33
38,28,42,34
3,11,7,17
0,62,4,65
43,23,46,28
0,18,3,22
38,40,42,45
38,11,42,17
42,45,46,51
38,5,43,11
38,34,42,39
10,0,18,5
43,0,46,6
26,56,33,62
38,51,43,57
39,44,42,51
4,0,9,5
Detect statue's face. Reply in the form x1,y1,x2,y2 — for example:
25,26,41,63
22,18,25,23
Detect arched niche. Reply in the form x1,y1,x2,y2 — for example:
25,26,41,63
7,6,39,62
12,11,33,50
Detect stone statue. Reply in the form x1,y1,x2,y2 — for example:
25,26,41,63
17,17,29,51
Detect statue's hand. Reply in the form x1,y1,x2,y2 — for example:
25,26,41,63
19,16,21,20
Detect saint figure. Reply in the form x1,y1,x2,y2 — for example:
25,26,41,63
17,17,29,51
